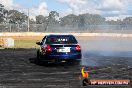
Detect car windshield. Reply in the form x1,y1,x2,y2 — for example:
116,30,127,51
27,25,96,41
45,35,77,44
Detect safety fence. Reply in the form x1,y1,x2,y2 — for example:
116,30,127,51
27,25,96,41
1,32,132,37
0,24,132,33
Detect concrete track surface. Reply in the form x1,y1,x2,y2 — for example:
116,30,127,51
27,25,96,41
0,49,132,88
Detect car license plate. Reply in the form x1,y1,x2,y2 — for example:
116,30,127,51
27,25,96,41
58,47,70,52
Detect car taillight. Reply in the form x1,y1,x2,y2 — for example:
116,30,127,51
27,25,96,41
42,44,52,53
75,44,81,51
46,45,52,52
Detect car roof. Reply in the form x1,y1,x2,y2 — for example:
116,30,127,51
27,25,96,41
46,34,74,37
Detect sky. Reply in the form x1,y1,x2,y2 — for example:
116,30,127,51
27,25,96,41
0,0,132,20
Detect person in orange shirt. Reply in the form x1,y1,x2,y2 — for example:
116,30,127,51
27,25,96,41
81,67,91,86
81,67,89,78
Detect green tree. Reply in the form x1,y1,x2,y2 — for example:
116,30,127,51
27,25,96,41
60,14,78,27
0,4,8,23
123,17,132,24
7,10,27,24
36,15,47,24
48,11,59,24
78,13,105,26
45,11,59,31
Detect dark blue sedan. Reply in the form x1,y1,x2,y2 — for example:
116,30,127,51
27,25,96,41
36,34,82,64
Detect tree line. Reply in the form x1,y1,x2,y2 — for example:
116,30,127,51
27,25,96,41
0,4,132,31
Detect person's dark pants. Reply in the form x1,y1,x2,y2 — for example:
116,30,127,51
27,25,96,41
82,78,91,86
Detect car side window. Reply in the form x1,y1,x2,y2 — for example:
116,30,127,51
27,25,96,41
42,36,46,44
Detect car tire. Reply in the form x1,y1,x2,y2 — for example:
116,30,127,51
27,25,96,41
35,50,41,65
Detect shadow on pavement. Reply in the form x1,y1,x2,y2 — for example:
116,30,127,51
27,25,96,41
29,57,81,67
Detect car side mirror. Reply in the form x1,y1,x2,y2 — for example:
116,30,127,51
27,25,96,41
36,42,42,45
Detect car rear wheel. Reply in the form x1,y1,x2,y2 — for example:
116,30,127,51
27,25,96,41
36,50,48,65
35,50,41,64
